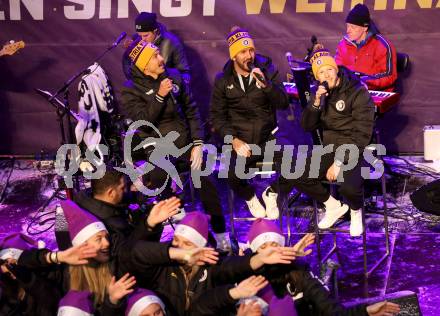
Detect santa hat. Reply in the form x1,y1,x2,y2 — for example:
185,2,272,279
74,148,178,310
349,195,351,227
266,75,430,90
60,200,107,246
268,295,297,316
126,288,165,316
248,219,285,253
0,232,45,261
174,212,209,247
57,290,94,316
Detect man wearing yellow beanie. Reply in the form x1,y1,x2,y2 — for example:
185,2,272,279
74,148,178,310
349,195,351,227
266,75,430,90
121,39,229,251
210,27,289,220
265,49,376,236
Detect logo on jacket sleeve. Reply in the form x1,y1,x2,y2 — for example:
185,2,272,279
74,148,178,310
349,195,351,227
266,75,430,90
172,84,180,94
335,100,345,111
199,269,208,283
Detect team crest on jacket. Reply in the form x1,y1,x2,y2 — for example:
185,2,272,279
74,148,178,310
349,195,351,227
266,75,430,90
336,100,345,111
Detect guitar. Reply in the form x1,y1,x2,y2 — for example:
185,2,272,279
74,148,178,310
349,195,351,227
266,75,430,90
0,41,25,57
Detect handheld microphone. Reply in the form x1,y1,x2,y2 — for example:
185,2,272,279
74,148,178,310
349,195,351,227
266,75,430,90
247,62,266,84
112,32,127,47
319,81,329,108
160,69,177,105
285,52,293,67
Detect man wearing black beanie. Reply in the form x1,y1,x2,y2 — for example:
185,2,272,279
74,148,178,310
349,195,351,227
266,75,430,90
335,4,397,92
122,12,190,85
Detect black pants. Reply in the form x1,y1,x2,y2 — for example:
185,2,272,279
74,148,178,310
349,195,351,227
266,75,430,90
145,148,226,234
275,152,365,210
227,143,283,201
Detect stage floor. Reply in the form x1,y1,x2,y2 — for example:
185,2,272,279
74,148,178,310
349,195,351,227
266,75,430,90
0,157,439,315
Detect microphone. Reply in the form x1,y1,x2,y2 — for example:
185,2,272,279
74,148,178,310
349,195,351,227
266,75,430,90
304,35,318,62
319,81,329,108
285,52,293,67
246,62,266,84
112,32,127,47
160,69,177,105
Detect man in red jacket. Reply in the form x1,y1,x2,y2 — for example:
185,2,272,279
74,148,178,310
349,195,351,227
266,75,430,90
335,4,397,91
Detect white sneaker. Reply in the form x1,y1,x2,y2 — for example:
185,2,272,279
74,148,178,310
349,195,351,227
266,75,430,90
245,195,266,218
262,187,280,220
350,209,363,237
318,202,349,229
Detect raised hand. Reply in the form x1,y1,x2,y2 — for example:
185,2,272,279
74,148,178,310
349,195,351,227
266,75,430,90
107,273,136,304
146,197,181,228
185,247,219,266
230,275,268,299
57,243,98,265
366,301,400,316
292,233,315,257
251,246,297,270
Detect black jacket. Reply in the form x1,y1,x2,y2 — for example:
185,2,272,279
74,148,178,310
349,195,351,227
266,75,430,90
0,266,61,316
121,66,203,150
16,249,126,316
265,262,368,316
126,241,256,316
123,23,190,83
301,66,375,163
210,54,289,145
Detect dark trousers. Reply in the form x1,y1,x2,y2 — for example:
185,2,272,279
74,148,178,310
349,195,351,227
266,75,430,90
227,144,283,201
275,152,365,210
145,149,226,233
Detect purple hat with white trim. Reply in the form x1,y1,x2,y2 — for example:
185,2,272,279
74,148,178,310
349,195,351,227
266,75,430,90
268,295,297,316
174,212,209,247
0,233,44,261
60,200,107,246
57,290,94,316
248,219,285,252
126,288,166,316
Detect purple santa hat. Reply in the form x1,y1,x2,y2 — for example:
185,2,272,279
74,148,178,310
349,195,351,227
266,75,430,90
268,295,297,316
174,211,209,247
248,219,285,252
57,290,95,316
60,200,107,246
0,232,45,261
126,288,166,316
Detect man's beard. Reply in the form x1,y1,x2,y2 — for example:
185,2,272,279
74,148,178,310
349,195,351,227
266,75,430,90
236,58,253,73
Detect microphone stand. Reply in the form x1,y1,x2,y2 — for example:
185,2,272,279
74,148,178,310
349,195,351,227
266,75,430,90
36,39,124,197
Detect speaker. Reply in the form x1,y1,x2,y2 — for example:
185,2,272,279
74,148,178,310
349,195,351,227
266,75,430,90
410,179,440,216
344,291,422,315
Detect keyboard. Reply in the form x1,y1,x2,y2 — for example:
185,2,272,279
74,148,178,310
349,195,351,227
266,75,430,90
283,82,400,113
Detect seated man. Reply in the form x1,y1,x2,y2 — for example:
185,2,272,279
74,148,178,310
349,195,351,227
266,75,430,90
209,27,289,220
122,12,190,84
335,4,397,91
121,40,230,251
264,50,375,236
